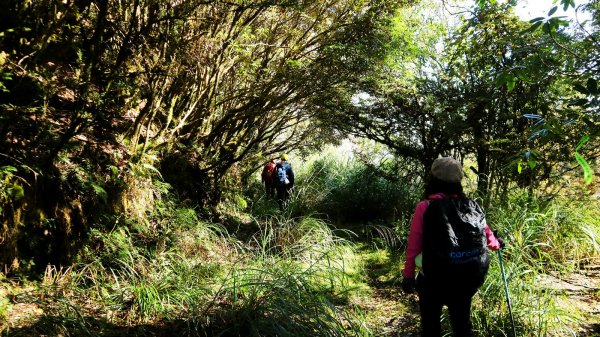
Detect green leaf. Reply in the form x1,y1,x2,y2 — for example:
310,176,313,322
547,17,570,30
568,98,588,107
517,160,523,174
529,17,545,23
527,157,537,169
561,0,574,11
548,18,559,31
109,165,119,177
542,22,550,33
522,21,544,34
586,78,597,94
575,153,594,184
515,69,530,81
91,183,107,202
548,6,558,16
576,135,590,152
11,183,24,201
141,163,164,180
1,166,18,173
573,83,589,95
506,76,516,91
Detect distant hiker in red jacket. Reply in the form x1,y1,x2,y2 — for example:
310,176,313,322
402,157,505,337
261,158,278,199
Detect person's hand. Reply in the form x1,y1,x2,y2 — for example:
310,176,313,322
402,277,416,294
493,230,506,249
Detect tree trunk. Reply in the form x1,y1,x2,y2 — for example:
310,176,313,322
469,102,490,197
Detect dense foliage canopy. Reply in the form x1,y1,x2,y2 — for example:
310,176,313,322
0,0,404,269
318,0,599,196
0,0,598,273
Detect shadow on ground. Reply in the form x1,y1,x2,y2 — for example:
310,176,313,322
2,315,265,337
3,316,196,337
360,248,421,337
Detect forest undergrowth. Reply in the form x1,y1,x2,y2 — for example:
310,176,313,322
0,152,599,337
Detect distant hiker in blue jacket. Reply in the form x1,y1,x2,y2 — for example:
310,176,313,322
402,157,504,337
273,154,294,210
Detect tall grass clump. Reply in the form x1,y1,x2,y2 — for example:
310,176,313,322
195,215,372,337
71,202,238,323
486,192,600,271
470,191,600,336
3,195,374,336
0,197,237,335
474,252,583,336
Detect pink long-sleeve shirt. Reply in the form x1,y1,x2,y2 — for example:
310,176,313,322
402,193,501,279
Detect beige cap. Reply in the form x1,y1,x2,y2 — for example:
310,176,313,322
431,157,463,183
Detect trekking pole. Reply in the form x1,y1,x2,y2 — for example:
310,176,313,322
497,248,517,337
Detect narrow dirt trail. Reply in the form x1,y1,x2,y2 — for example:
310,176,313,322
358,251,421,337
368,284,421,337
535,264,600,336
360,257,600,337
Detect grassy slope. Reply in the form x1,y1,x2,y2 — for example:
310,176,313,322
1,154,599,336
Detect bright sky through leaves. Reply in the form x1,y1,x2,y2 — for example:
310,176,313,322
513,0,592,22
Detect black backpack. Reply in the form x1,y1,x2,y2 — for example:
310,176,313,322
422,198,490,289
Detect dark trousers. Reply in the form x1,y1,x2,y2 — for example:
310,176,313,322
275,184,291,210
417,273,477,337
265,182,275,199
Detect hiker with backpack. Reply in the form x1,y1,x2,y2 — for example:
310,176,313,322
273,154,294,210
261,158,278,199
401,157,505,337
